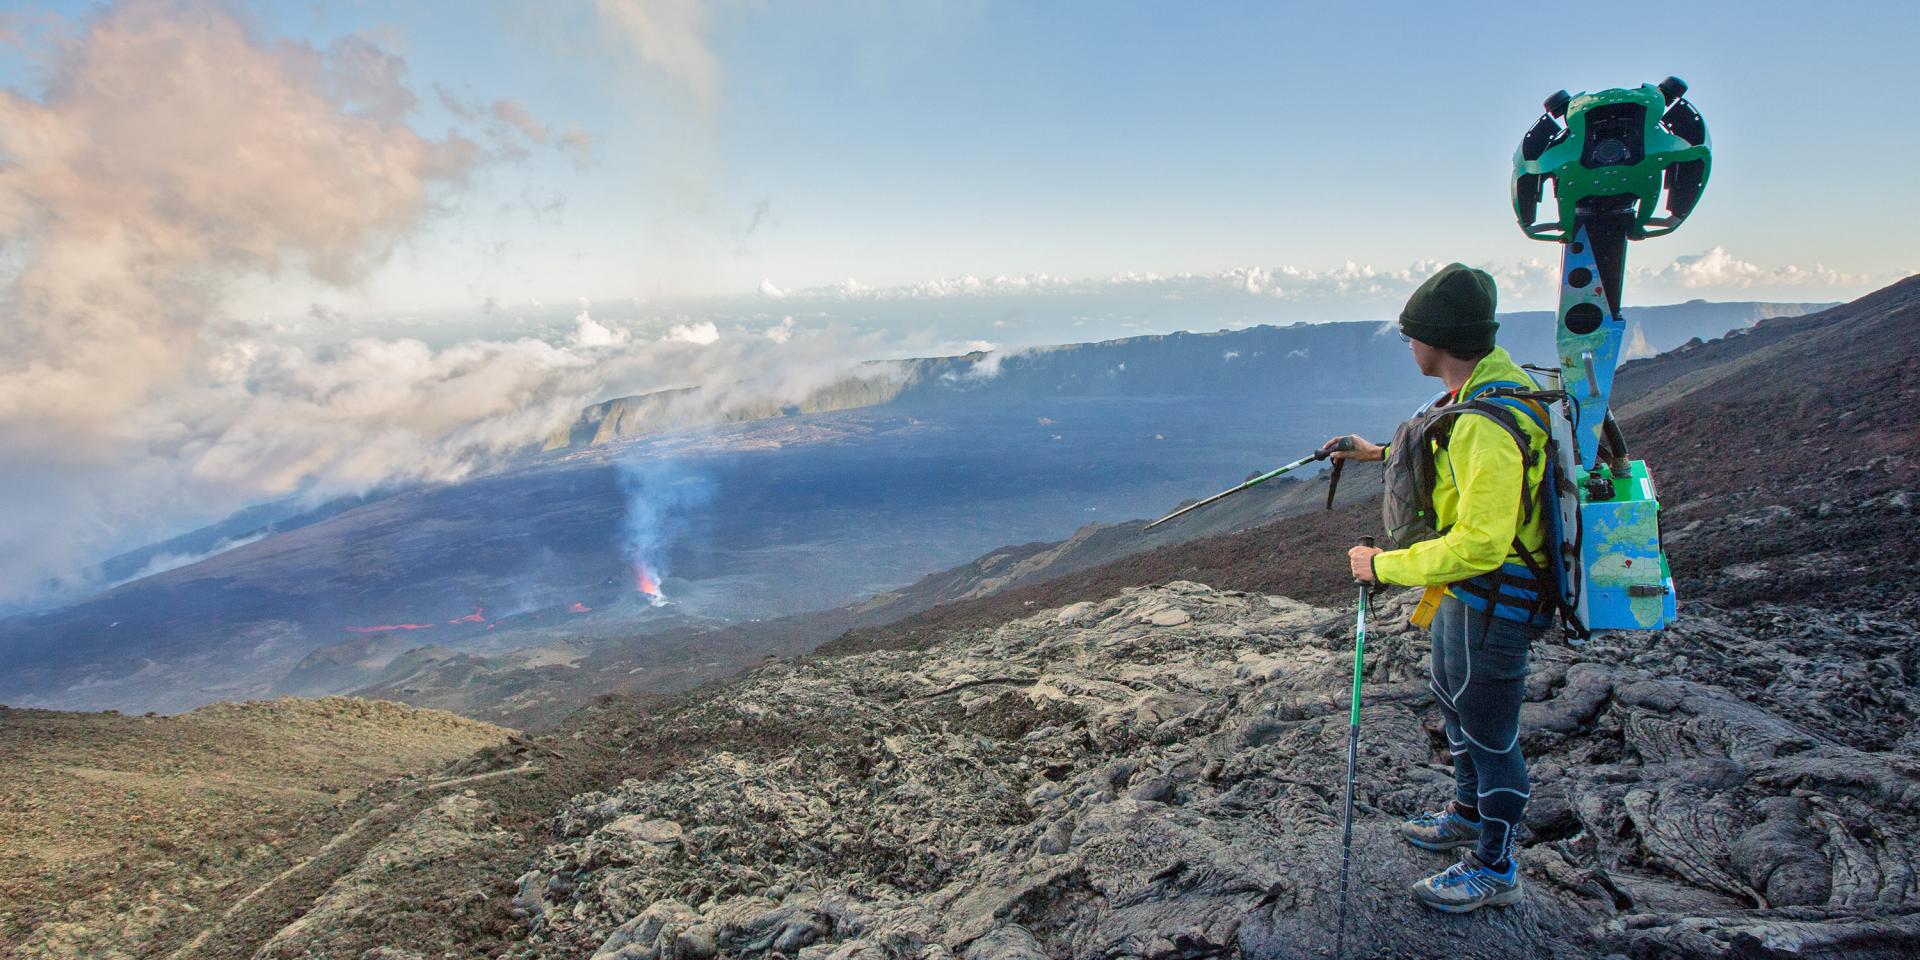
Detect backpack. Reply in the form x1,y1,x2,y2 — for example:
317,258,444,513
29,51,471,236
1381,378,1582,634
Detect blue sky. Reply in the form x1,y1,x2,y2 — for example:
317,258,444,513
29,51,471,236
7,0,1907,320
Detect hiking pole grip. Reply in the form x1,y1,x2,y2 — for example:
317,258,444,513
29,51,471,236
1316,435,1357,461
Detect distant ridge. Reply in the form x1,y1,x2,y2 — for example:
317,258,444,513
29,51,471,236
540,299,1832,452
822,277,1912,653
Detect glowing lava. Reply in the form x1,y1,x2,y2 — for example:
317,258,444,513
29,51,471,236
632,562,668,607
351,606,489,635
569,601,591,613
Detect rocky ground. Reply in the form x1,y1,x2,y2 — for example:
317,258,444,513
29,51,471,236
405,581,1912,959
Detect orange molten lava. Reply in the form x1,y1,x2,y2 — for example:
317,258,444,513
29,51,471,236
568,601,591,613
632,563,668,607
447,607,486,625
633,564,661,596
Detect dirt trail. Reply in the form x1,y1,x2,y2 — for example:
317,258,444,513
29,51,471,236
167,765,544,960
0,697,509,960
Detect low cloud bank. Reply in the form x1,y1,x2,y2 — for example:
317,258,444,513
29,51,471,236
4,308,887,606
0,2,870,606
758,251,1889,310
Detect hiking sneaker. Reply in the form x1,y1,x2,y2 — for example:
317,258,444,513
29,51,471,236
1412,851,1525,913
1398,805,1482,852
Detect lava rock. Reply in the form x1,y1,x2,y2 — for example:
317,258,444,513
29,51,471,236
500,583,1920,960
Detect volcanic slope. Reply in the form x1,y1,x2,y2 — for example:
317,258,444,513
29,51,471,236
0,299,1824,717
826,274,1920,653
183,278,1920,958
336,456,1380,730
0,697,510,959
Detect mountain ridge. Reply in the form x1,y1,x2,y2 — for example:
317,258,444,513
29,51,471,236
540,299,1831,451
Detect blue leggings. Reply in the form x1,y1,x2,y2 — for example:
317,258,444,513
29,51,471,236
1427,594,1543,867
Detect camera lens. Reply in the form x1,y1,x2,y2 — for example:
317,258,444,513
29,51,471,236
1592,139,1628,165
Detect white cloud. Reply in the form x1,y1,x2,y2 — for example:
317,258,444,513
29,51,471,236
941,344,1004,382
0,0,479,429
758,278,787,298
665,319,720,345
490,98,549,143
1222,351,1240,361
759,249,1880,310
763,316,795,344
1655,246,1870,290
556,127,594,166
569,302,630,347
1622,324,1658,360
0,0,528,601
591,0,721,114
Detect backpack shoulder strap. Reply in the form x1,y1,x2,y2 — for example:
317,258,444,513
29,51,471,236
1465,380,1552,434
1486,395,1550,434
1447,401,1533,460
1461,379,1529,401
1447,400,1541,525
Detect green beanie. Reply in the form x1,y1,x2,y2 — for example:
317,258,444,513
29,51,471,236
1399,263,1498,353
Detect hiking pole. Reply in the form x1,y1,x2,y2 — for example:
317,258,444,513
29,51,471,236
1144,438,1353,530
1333,535,1374,960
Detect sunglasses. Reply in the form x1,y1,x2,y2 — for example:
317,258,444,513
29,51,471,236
1398,330,1412,344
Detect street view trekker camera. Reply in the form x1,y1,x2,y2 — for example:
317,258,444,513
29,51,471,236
1510,77,1711,635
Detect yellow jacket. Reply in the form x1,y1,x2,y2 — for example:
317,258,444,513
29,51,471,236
1371,346,1549,587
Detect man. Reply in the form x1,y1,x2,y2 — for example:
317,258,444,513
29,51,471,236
1328,262,1552,913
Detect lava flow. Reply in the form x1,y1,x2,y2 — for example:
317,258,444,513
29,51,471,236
349,606,488,635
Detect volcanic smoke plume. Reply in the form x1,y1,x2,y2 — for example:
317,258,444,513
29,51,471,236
617,457,712,608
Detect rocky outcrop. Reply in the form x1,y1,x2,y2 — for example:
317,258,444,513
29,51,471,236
503,583,1920,959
